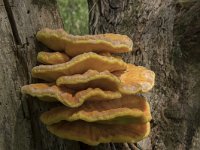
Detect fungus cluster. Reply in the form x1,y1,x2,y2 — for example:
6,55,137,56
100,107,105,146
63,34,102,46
21,28,155,145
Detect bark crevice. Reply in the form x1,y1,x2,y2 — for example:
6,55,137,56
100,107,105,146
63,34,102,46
3,0,22,45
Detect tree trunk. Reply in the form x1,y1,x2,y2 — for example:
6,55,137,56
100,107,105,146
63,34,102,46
1,0,199,150
0,0,80,149
88,0,200,150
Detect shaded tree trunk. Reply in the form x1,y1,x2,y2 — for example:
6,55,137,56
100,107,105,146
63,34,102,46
0,0,80,149
88,0,200,149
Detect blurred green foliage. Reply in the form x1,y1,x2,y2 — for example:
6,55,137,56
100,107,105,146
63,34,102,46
57,0,89,35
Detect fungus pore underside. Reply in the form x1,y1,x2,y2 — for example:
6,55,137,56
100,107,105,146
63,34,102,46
47,121,150,145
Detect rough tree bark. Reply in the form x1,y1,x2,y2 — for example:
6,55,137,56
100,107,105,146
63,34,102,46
0,0,80,149
88,0,200,150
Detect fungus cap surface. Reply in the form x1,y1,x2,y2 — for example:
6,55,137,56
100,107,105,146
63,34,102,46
21,83,121,107
56,70,120,91
37,51,70,64
32,52,127,81
56,64,155,94
40,95,151,125
117,64,155,93
47,121,150,145
36,28,133,56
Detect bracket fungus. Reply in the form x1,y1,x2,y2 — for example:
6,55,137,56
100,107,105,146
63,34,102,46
56,70,121,91
21,83,121,107
47,121,150,146
56,65,155,94
116,64,155,94
40,95,151,125
32,52,127,81
21,28,155,145
36,28,133,56
37,51,70,65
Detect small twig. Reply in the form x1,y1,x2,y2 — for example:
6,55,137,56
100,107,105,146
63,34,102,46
89,0,98,14
110,143,117,150
129,143,140,150
136,143,143,150
123,143,131,150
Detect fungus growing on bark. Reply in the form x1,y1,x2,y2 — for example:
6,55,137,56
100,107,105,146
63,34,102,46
37,51,70,64
47,121,150,145
32,52,127,81
56,64,155,94
56,70,121,91
36,28,133,56
21,83,121,107
116,64,155,94
21,28,155,145
40,95,151,125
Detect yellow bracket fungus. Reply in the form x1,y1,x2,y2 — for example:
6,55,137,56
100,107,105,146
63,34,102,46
56,69,140,94
47,121,150,145
32,52,127,81
56,70,120,91
116,64,155,93
40,95,151,125
21,28,155,145
21,83,121,107
37,51,70,65
56,64,155,94
36,28,133,57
